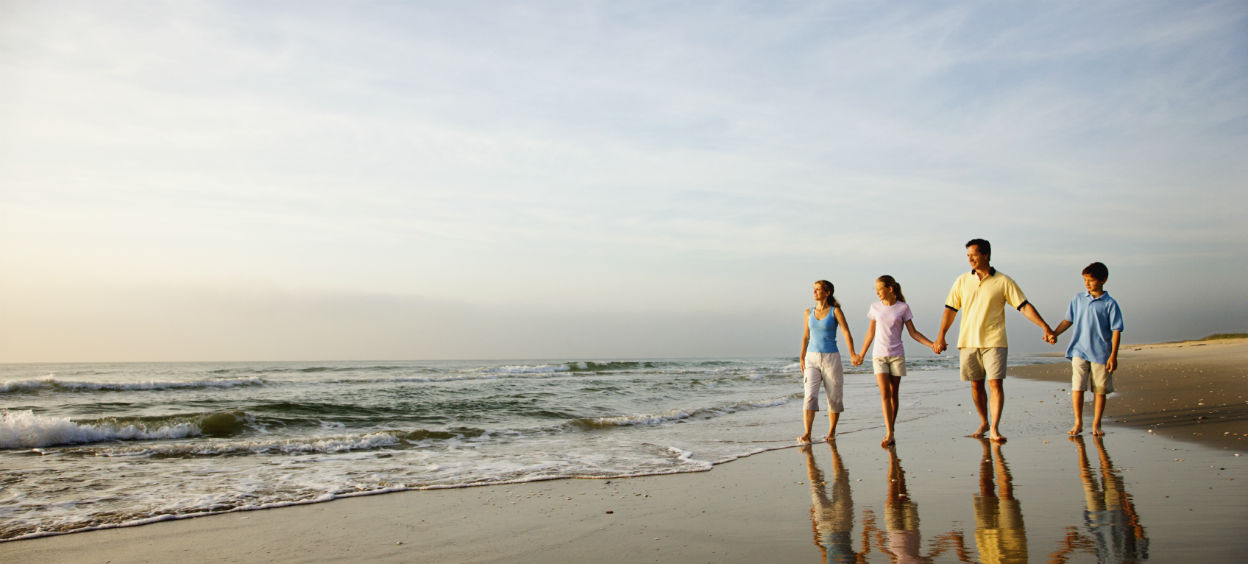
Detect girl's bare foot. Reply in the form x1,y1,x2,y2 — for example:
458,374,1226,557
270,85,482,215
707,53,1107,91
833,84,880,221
797,434,812,444
1068,424,1083,435
1092,427,1105,436
989,431,1007,443
880,434,895,447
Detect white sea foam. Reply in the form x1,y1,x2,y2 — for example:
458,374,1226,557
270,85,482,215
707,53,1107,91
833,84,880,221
481,364,571,374
0,410,200,449
88,432,403,458
0,377,264,394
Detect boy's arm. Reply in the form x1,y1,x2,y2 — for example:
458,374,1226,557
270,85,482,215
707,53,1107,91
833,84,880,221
1052,319,1073,337
1107,330,1122,373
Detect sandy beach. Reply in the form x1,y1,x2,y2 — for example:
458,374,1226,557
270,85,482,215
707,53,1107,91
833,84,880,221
3,339,1245,563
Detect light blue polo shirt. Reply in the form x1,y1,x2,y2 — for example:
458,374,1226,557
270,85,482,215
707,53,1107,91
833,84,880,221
1064,291,1124,365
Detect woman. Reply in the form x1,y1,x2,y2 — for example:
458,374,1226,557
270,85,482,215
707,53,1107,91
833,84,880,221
799,280,857,444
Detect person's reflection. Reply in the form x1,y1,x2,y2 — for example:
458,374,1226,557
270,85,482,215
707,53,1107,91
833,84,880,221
883,445,930,564
1048,435,1149,564
802,442,861,564
972,438,1028,564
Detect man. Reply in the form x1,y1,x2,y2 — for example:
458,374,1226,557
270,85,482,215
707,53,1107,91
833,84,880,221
934,239,1056,443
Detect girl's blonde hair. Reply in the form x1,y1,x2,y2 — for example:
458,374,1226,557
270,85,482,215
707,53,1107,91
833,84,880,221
877,275,906,303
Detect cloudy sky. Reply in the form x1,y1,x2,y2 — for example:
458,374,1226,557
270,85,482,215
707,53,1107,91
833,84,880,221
2,1,1245,362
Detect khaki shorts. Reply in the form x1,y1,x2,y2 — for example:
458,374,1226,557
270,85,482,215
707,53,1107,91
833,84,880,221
1072,357,1114,394
960,348,1007,382
872,356,907,377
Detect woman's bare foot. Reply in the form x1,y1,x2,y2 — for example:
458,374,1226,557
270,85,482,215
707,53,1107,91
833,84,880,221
823,432,836,442
989,431,1007,443
880,434,895,447
1091,427,1105,436
1068,424,1083,435
797,434,812,444
971,423,989,438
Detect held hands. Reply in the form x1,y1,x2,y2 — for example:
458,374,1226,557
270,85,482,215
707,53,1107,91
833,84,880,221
1043,327,1058,345
931,337,948,355
850,353,864,366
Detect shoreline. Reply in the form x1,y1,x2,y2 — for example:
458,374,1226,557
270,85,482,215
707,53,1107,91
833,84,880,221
3,339,1245,563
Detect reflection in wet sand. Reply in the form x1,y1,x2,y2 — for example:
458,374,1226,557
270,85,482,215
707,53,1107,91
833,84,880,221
973,439,1028,564
882,446,927,564
803,442,861,564
1049,435,1149,564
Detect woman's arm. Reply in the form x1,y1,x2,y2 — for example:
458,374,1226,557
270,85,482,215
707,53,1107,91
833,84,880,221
800,309,811,373
904,319,934,348
834,307,857,364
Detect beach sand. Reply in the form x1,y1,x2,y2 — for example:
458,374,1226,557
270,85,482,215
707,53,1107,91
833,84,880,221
3,339,1245,563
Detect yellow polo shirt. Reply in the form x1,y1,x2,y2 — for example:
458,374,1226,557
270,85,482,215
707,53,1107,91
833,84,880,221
945,268,1028,349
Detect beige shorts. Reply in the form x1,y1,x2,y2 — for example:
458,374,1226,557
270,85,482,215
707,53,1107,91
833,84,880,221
872,356,907,377
1072,357,1114,394
803,352,844,412
960,348,1008,382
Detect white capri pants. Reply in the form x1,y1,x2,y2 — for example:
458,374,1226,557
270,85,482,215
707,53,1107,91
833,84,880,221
803,352,844,412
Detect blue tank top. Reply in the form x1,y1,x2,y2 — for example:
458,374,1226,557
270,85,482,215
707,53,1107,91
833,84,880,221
807,307,839,353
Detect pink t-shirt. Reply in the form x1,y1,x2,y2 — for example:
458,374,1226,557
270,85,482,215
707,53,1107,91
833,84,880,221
868,301,913,358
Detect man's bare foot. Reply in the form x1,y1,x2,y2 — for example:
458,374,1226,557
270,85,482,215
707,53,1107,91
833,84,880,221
971,423,988,438
797,434,812,444
989,431,1007,443
1092,427,1105,436
880,434,895,447
1068,424,1083,435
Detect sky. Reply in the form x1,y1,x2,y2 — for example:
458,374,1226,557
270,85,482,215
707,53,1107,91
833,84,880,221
1,1,1245,362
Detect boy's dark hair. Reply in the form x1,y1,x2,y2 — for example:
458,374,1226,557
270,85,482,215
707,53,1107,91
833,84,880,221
1082,262,1109,281
966,238,991,257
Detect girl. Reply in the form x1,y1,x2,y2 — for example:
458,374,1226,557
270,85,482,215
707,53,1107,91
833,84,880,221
800,280,857,444
853,275,935,447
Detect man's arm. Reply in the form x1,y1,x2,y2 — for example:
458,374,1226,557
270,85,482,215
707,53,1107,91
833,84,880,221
934,307,957,354
1019,303,1057,344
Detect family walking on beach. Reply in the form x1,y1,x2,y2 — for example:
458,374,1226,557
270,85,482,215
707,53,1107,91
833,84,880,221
800,238,1125,447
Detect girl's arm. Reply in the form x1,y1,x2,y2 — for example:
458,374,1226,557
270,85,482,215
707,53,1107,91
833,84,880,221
904,319,935,348
834,307,857,364
800,309,811,373
857,319,877,363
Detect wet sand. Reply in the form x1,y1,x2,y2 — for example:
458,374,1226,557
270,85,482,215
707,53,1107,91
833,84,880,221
3,340,1245,563
1011,336,1248,450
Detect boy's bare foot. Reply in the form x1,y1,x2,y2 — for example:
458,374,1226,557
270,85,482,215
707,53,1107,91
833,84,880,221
1092,427,1105,436
971,423,988,438
880,434,895,447
797,434,812,444
1068,424,1083,435
989,431,1007,443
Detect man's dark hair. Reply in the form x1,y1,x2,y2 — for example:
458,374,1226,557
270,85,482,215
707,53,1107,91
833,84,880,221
1082,262,1109,282
966,238,991,257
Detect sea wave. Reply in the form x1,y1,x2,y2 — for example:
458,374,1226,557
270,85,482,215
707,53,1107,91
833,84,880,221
0,410,252,449
0,376,264,394
573,396,793,429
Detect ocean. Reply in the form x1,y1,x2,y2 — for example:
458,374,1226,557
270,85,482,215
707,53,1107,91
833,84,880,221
1,354,993,541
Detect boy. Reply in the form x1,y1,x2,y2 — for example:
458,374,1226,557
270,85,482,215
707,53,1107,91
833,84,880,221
1051,262,1125,436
